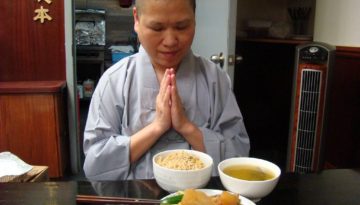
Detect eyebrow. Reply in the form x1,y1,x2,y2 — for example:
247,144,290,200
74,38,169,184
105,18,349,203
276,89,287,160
176,19,192,26
147,18,193,27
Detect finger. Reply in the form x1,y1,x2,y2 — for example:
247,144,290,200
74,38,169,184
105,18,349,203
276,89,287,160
167,68,175,75
166,85,172,107
167,68,175,85
170,74,179,102
170,85,177,106
170,84,186,130
171,72,176,88
159,69,171,99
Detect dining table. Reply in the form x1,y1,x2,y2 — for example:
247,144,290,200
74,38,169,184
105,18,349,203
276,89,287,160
0,168,359,205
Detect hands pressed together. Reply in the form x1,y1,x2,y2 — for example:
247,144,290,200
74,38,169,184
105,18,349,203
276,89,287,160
129,68,205,163
154,68,190,135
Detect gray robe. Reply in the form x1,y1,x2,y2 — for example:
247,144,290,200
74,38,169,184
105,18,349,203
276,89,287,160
83,46,250,180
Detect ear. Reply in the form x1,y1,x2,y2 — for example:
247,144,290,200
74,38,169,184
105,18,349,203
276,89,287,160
133,6,140,33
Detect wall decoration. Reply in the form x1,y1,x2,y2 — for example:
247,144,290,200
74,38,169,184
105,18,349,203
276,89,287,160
34,0,53,23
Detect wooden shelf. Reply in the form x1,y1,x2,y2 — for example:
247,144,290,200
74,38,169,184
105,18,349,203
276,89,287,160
238,37,312,45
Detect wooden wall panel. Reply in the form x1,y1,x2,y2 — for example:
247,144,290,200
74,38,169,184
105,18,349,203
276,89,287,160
324,47,360,168
0,0,65,81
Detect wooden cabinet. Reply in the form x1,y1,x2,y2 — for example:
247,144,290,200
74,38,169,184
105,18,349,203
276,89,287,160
0,81,68,178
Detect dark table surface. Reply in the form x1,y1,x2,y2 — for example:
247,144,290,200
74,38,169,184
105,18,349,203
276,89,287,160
1,168,360,205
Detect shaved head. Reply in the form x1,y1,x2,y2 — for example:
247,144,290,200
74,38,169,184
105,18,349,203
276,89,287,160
135,0,196,16
132,0,196,70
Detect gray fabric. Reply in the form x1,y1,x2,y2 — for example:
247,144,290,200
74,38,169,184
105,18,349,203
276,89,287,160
83,46,250,180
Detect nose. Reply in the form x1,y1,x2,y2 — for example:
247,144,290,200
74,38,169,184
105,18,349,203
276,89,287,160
162,30,178,48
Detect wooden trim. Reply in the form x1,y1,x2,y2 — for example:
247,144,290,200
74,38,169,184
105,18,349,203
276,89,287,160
336,46,360,58
0,81,66,94
336,46,360,53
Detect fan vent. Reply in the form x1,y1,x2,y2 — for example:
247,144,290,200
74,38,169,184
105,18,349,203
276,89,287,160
294,69,322,173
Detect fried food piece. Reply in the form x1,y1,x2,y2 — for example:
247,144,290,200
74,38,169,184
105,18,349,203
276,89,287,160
216,191,240,205
179,189,240,205
179,189,215,205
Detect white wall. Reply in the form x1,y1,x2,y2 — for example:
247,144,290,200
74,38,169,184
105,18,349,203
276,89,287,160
236,0,316,38
314,0,360,47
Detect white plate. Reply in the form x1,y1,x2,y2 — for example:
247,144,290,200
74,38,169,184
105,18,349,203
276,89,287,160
162,189,256,205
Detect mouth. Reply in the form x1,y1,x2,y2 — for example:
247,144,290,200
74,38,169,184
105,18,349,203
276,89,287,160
159,50,179,58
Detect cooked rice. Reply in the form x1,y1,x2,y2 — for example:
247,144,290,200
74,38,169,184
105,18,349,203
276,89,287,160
156,151,205,170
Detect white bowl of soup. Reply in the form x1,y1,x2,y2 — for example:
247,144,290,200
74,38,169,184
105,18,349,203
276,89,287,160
153,149,213,193
218,157,281,202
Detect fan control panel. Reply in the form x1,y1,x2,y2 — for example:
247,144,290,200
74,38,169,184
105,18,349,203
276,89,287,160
299,46,328,62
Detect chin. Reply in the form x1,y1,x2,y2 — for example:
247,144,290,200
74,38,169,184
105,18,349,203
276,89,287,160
157,54,184,68
158,61,180,69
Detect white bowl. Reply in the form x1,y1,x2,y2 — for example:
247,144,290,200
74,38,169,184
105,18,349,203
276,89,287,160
218,157,281,202
153,149,213,193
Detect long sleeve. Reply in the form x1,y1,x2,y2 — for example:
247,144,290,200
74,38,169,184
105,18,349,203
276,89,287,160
83,59,132,181
195,59,250,175
200,84,250,175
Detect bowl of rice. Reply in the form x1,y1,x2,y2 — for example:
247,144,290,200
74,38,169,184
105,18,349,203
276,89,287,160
153,149,213,192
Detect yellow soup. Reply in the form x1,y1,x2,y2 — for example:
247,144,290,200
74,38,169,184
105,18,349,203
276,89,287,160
223,165,274,181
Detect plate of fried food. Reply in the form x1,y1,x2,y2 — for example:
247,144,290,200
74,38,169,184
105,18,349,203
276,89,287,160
160,189,256,205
